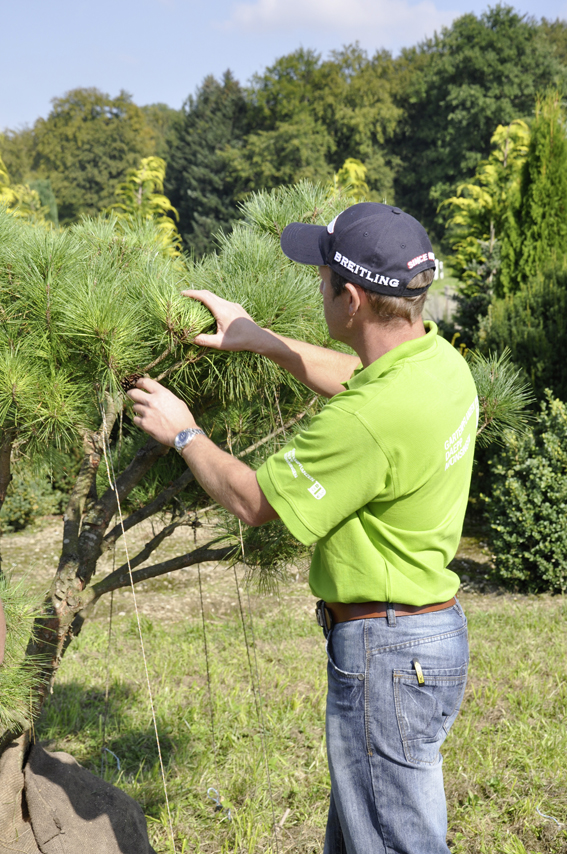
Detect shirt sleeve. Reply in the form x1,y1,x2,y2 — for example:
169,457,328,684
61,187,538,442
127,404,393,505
256,399,392,545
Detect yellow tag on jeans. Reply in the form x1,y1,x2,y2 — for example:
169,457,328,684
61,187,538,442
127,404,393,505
412,658,425,686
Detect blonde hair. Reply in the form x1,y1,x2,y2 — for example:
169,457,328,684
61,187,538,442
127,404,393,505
330,268,434,323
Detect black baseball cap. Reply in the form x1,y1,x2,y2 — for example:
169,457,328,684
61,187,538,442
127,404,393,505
280,202,436,297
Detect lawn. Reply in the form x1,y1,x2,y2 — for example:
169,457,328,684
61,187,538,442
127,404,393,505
3,519,566,854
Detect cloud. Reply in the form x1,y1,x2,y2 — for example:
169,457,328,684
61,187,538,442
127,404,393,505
224,0,458,49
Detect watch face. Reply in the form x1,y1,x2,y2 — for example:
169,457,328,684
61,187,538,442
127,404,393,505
175,429,191,450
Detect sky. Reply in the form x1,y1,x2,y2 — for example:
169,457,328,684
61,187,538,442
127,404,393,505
2,0,567,131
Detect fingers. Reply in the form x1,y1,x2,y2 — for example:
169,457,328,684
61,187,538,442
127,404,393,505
127,387,149,404
192,332,224,349
182,289,226,312
126,378,168,410
132,376,163,393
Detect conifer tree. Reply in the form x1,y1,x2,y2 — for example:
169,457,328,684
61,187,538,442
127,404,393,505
0,152,49,224
0,183,348,758
500,91,567,292
165,72,250,255
332,158,370,202
440,120,529,343
0,182,532,802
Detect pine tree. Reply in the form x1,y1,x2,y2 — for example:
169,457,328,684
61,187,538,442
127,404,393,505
500,91,567,292
0,181,532,803
0,182,349,755
165,72,250,256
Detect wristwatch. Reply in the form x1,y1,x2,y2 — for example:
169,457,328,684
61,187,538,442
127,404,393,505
174,427,206,454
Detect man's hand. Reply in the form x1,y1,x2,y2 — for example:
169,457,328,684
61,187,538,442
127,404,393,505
127,376,278,527
183,289,262,352
127,377,196,447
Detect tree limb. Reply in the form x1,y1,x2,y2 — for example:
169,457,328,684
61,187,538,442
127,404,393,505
142,344,173,373
24,398,122,713
86,541,237,604
113,518,194,574
233,396,317,457
69,541,238,640
102,467,196,552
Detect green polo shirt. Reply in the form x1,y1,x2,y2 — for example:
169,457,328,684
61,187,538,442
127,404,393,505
256,322,478,606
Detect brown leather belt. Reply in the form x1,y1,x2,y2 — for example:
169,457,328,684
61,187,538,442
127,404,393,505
325,597,457,624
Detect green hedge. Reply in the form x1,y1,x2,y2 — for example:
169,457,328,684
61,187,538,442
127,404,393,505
485,392,567,592
0,468,64,533
478,265,567,400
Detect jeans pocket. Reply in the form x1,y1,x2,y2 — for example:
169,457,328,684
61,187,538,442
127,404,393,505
393,664,467,765
326,626,365,682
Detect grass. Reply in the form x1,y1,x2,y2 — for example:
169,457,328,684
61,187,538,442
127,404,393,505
33,581,567,854
3,519,566,853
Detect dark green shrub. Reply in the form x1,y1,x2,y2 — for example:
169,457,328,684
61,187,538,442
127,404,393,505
478,264,567,401
484,392,567,592
0,468,63,533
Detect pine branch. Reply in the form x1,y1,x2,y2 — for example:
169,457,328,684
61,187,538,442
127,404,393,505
94,540,237,595
469,349,533,447
155,351,204,382
234,395,317,456
112,517,193,575
142,344,173,373
71,540,238,637
94,541,237,596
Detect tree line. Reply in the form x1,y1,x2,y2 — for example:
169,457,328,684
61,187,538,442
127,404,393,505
1,6,566,252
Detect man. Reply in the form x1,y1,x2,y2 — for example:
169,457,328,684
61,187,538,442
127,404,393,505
128,203,477,854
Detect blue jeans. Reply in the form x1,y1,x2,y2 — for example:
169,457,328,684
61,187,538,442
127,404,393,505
323,601,468,854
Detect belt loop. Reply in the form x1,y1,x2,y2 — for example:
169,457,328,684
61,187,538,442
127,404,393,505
386,603,396,627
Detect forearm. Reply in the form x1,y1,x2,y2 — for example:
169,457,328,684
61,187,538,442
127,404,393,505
253,328,359,397
180,435,277,527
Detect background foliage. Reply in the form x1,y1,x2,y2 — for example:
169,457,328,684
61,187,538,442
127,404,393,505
2,9,566,254
484,393,567,593
479,263,567,402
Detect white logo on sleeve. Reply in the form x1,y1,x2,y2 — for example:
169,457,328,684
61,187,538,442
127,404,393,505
284,450,298,478
308,481,326,500
285,449,326,499
444,396,479,470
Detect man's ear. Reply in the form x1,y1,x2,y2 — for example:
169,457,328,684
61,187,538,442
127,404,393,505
344,282,364,317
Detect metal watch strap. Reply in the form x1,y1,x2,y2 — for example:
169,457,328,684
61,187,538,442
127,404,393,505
174,427,206,454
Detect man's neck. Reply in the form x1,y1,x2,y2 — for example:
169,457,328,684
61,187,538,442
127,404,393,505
352,317,427,369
